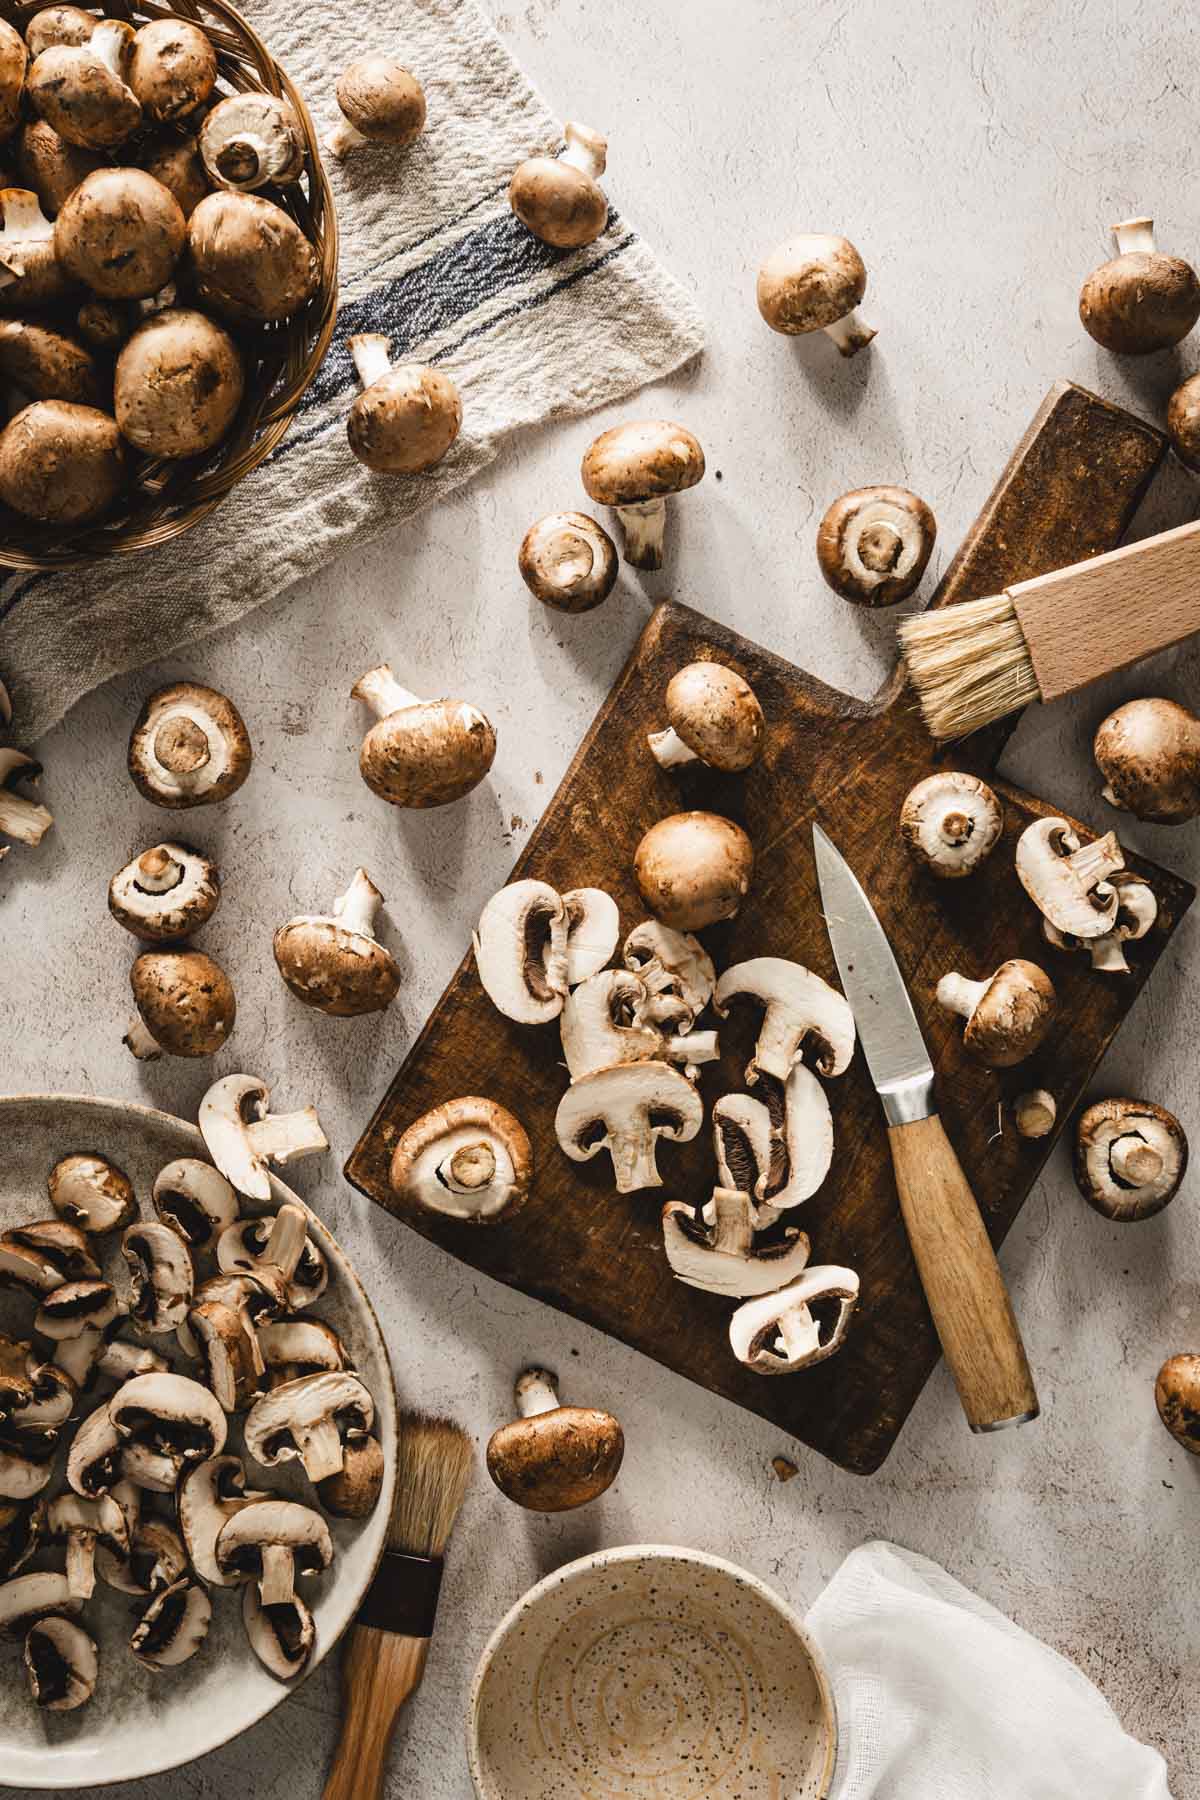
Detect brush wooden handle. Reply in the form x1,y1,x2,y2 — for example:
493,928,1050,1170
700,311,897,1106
1007,518,1200,703
888,1113,1039,1433
322,1624,429,1800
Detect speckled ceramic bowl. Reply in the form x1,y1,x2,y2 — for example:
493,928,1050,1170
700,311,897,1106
468,1544,837,1800
0,1095,398,1790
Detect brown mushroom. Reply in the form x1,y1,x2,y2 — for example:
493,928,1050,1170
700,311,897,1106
346,335,462,474
390,1096,532,1224
114,308,244,457
28,20,141,150
1093,697,1200,825
0,400,123,524
0,187,75,311
1079,217,1200,354
75,296,137,349
647,662,764,772
1167,372,1200,472
325,56,426,159
128,682,252,808
936,960,1057,1068
108,842,220,942
518,511,617,612
124,948,236,1060
25,8,96,58
581,420,705,571
273,867,400,1016
17,118,103,217
317,1434,384,1518
0,319,102,405
200,93,304,192
633,810,754,931
0,22,27,141
1155,1354,1200,1454
756,233,876,354
486,1368,623,1512
188,190,318,323
48,1154,136,1234
510,122,608,249
55,167,185,300
141,132,209,219
353,664,495,807
1074,1098,1187,1221
127,19,216,125
817,485,936,606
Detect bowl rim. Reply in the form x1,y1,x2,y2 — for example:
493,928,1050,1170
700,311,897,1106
466,1540,838,1800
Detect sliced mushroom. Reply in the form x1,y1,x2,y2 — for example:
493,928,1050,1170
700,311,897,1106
66,1402,121,1497
554,1059,703,1193
198,1073,328,1202
130,1575,211,1669
900,772,1003,878
48,1153,136,1234
96,1513,187,1596
186,1301,261,1413
347,337,462,474
244,1370,374,1485
0,1238,62,1296
188,190,317,323
124,948,236,1061
1015,817,1124,939
648,662,764,772
756,233,875,355
1079,217,1200,354
152,1158,238,1252
389,1097,533,1225
518,511,617,612
1043,871,1157,974
353,664,495,807
8,1359,73,1432
35,1279,121,1341
712,1092,778,1204
662,1188,811,1298
3,1223,97,1288
936,961,1057,1069
325,55,426,158
177,1271,284,1369
122,1220,194,1335
23,1491,128,1598
257,1318,345,1389
560,968,662,1079
114,308,244,456
473,879,569,1024
1094,698,1200,825
108,1371,227,1487
767,1063,836,1208
715,957,855,1085
1155,1354,1200,1454
1074,1098,1187,1221
1014,1090,1057,1141
817,486,936,605
24,1614,96,1710
634,811,754,931
561,887,620,986
178,1454,268,1586
243,1579,315,1680
95,1339,168,1384
216,1203,327,1310
623,921,716,1026
273,867,400,1017
28,19,141,149
581,419,705,570
0,1501,30,1575
214,1497,333,1604
54,167,185,299
0,749,54,850
317,1433,384,1518
127,681,252,808
486,1368,622,1511
0,1570,79,1634
510,122,608,248
729,1265,861,1374
0,1439,56,1501
199,91,303,191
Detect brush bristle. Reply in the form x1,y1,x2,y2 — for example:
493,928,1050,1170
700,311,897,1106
387,1412,474,1558
898,592,1040,740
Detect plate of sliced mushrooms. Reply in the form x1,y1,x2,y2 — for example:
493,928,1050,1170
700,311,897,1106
0,1091,397,1790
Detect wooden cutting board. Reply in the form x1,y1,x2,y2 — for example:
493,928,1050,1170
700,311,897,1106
347,381,1194,1475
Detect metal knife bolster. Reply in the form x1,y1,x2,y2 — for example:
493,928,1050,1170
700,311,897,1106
879,1070,936,1129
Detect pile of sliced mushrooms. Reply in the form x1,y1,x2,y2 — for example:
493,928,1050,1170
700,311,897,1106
0,1071,382,1713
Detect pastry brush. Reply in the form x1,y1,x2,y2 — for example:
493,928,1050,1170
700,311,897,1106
322,1413,473,1800
899,518,1200,740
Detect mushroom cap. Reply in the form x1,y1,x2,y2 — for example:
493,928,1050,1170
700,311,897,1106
1074,1097,1187,1221
347,362,462,475
24,1614,96,1710
335,56,426,145
0,400,124,524
188,190,318,323
129,1574,211,1667
518,510,618,612
109,1370,227,1466
199,92,305,192
1094,697,1200,824
1155,1353,1200,1454
129,948,236,1057
25,8,96,58
0,318,102,405
48,1153,136,1234
114,309,245,458
486,1403,623,1511
816,485,937,606
55,166,185,299
359,696,495,807
1167,371,1200,471
108,841,221,942
127,680,252,808
127,19,217,124
273,915,400,1017
1079,248,1200,353
633,810,754,931
472,878,568,1023
243,1579,314,1679
317,1434,385,1518
389,1096,533,1224
959,959,1057,1068
28,35,142,150
900,771,1003,878
0,20,25,139
756,233,867,335
142,132,210,219
662,662,764,771
510,153,606,250
581,420,705,507
152,1157,238,1250
18,117,105,217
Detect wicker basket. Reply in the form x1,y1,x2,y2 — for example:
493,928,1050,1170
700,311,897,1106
0,0,338,570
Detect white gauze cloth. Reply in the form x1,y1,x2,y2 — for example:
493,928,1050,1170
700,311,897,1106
805,1541,1173,1800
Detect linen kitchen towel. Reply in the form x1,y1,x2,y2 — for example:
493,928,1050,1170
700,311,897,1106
806,1540,1173,1799
0,0,704,743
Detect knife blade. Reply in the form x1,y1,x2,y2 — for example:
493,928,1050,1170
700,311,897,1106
812,823,1039,1434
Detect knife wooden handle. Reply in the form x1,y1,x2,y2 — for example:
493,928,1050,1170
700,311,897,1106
888,1113,1039,1432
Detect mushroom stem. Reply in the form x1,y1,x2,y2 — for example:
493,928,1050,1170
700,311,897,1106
0,781,53,846
153,715,211,775
258,1542,295,1607
615,498,667,571
1113,216,1155,255
263,1203,308,1280
940,810,973,845
514,1368,560,1419
559,122,606,180
65,1533,97,1600
1068,831,1124,893
351,663,421,720
331,867,383,936
245,1109,329,1165
439,1141,497,1192
323,118,367,159
664,1027,720,1069
134,846,185,893
214,133,270,187
775,1304,819,1361
92,19,133,82
1014,1090,1056,1139
1111,1134,1164,1186
647,726,699,769
123,1014,162,1061
935,972,988,1021
348,332,393,390
709,1186,754,1257
823,308,876,357
296,1417,345,1482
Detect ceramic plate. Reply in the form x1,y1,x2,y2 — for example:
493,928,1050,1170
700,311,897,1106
0,1094,398,1790
469,1544,837,1799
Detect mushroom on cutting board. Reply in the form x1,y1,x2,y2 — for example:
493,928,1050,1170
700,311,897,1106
1015,817,1124,939
662,1188,812,1298
1079,217,1200,354
554,1059,703,1193
23,1615,96,1710
325,56,426,159
486,1369,622,1511
1073,1098,1187,1221
560,968,663,1080
1014,1090,1057,1140
715,957,856,1085
818,486,937,606
634,811,754,931
114,309,244,457
623,920,716,1024
472,878,569,1023
273,868,400,1016
152,1158,237,1251
0,750,54,851
1042,871,1157,975
1155,1354,1200,1454
17,118,102,217
199,1073,328,1201
561,887,620,986
49,1154,135,1234
519,511,617,612
127,18,216,124
1093,698,1200,824
354,664,495,808
128,681,252,808
124,948,236,1060
28,20,141,149
729,1265,861,1374
0,319,102,405
581,420,705,571
936,961,1057,1068
510,122,608,248
200,92,305,192
756,233,875,355
55,168,185,299
390,1096,533,1224
188,190,318,323
900,772,1003,878
0,401,124,524
243,1370,374,1485
648,663,764,772
346,336,462,474
109,843,221,942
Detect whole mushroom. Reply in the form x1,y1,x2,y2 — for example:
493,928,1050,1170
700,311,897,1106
1167,372,1200,472
127,19,216,124
1074,1098,1187,1221
900,772,1003,878
109,843,220,942
0,319,102,405
353,664,495,807
518,511,617,612
200,92,305,192
633,810,754,930
346,335,462,474
1079,217,1200,354
486,1368,623,1511
1093,698,1200,825
510,122,608,249
25,7,96,58
756,233,876,355
581,419,705,571
142,132,209,219
0,188,74,311
124,948,236,1060
128,682,252,808
17,118,103,217
55,168,185,300
1155,1354,1200,1454
0,401,123,524
114,309,244,457
325,56,426,159
188,190,318,323
273,868,400,1016
936,960,1057,1068
28,20,142,150
0,20,24,140
647,662,764,772
817,486,937,605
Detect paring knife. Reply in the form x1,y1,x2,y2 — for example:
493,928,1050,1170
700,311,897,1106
812,823,1039,1434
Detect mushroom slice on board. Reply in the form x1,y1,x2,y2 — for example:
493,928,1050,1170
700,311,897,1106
198,1073,328,1202
518,511,617,613
353,664,494,806
712,1093,778,1204
648,662,765,773
325,55,426,159
1043,872,1157,974
1074,1099,1188,1222
127,681,252,809
0,748,54,849
178,1454,268,1587
108,1371,227,1485
623,921,716,1026
130,1575,212,1669
662,1189,812,1299
346,347,463,477
1094,697,1200,824
243,1578,315,1680
389,1097,533,1225
561,887,620,986
48,1153,136,1234
473,879,569,1025
510,122,608,249
486,1368,623,1512
317,1434,385,1519
24,1615,96,1710
936,961,1057,1069
581,419,705,571
554,1060,703,1194
634,811,755,932
217,1204,327,1310
817,486,936,606
3,1220,99,1283
1015,817,1124,939
560,968,662,1080
273,868,400,1017
766,1063,836,1209
121,1219,194,1335
729,1265,861,1374
756,233,876,354
715,957,856,1085
900,772,1003,878
199,91,304,191
215,1498,333,1605
152,1158,239,1252
243,1370,374,1485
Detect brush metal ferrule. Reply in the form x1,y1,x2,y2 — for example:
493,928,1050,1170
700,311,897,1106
356,1550,445,1638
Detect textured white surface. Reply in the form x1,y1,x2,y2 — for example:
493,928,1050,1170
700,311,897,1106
4,0,1200,1795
